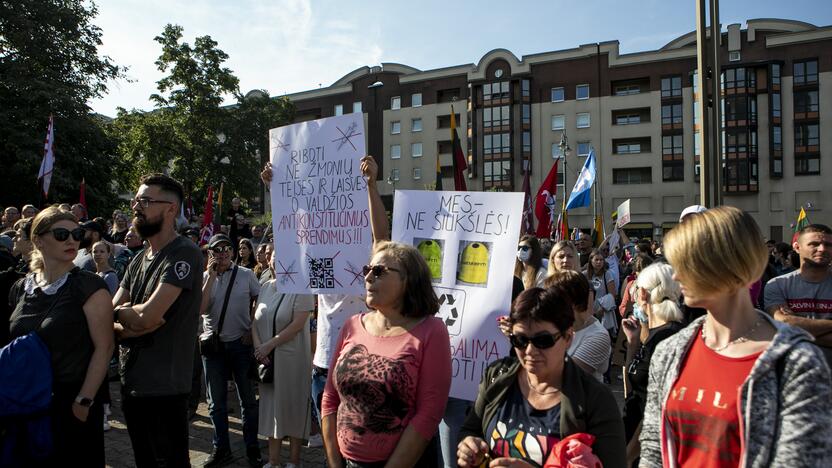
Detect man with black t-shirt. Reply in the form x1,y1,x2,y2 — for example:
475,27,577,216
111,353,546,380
112,173,202,467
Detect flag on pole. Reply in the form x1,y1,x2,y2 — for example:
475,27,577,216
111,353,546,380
534,159,559,239
199,185,214,246
792,207,810,243
565,149,597,210
556,200,569,241
450,106,468,191
216,182,225,225
79,178,87,209
521,160,534,235
592,215,605,247
38,115,55,198
435,152,443,191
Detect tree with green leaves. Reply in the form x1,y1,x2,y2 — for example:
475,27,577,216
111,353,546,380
0,0,126,213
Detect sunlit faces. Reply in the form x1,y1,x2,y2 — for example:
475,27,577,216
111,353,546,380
211,243,233,269
553,249,577,272
239,242,251,260
364,252,405,311
510,319,571,376
590,254,605,272
131,184,175,238
92,242,111,265
36,219,81,264
796,232,832,269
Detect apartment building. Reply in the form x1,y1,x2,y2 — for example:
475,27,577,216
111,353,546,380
281,18,831,241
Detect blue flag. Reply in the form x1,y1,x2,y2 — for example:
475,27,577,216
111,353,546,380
565,149,596,210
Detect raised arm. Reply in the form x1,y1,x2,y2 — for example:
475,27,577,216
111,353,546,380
360,155,389,243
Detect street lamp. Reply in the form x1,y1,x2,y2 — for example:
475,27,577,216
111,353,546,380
558,132,572,208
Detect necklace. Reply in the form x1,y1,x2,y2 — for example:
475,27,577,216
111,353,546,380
525,372,560,395
700,318,762,352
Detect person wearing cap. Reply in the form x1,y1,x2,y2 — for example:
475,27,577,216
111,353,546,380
73,220,104,272
200,233,262,467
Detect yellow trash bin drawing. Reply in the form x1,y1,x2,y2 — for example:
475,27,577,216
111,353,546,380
417,239,443,281
457,241,490,286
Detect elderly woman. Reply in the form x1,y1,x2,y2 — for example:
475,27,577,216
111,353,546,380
6,206,114,464
322,241,452,467
458,287,625,468
546,240,579,276
514,235,547,290
252,249,315,468
640,207,832,467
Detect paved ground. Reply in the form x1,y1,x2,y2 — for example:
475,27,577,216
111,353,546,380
104,367,626,468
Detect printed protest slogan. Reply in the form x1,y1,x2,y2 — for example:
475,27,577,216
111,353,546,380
392,190,524,400
269,114,371,295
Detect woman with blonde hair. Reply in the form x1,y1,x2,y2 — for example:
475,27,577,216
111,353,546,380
6,206,114,465
639,206,832,467
546,240,579,276
514,235,546,289
91,241,118,296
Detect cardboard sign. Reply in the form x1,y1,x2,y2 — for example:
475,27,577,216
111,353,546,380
392,190,524,401
616,199,631,228
269,113,371,295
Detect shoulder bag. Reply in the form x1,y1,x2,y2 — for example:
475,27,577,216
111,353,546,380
199,265,238,357
257,293,287,383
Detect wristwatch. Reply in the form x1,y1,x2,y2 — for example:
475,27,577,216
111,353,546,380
74,395,94,407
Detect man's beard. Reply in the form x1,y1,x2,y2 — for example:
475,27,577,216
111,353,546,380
802,257,831,270
133,213,163,238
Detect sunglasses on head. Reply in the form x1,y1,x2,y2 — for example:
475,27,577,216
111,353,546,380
509,332,562,350
49,227,85,242
211,245,233,253
362,264,401,278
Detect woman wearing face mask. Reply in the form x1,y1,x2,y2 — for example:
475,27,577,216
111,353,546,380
619,263,683,466
514,235,546,290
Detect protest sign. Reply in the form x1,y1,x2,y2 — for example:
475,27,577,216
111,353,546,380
392,190,524,400
269,113,371,295
616,199,631,228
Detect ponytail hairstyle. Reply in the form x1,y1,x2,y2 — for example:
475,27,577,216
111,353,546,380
634,262,683,323
29,206,79,274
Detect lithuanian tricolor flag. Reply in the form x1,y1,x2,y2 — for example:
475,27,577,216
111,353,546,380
792,207,810,243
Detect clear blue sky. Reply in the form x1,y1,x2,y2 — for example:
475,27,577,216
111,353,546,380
90,0,832,116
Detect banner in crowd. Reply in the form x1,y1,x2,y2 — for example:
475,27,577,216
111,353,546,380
616,199,631,228
268,113,371,295
392,190,524,400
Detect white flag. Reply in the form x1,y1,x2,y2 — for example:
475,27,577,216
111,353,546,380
38,115,55,197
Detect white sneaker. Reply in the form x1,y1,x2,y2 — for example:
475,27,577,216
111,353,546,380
306,433,323,448
103,419,111,432
103,403,111,417
284,463,298,468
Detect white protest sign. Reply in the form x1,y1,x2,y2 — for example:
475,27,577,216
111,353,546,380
616,199,631,228
269,113,371,295
392,190,524,401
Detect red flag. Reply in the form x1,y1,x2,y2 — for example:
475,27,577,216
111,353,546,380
535,159,560,238
199,185,214,246
521,161,534,234
450,106,467,191
79,178,87,209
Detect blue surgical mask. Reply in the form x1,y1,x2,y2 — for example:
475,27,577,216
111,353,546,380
633,303,648,323
517,249,531,263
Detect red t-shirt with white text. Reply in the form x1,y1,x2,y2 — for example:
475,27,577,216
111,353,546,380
665,334,761,468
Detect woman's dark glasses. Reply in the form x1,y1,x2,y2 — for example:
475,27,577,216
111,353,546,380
49,227,85,242
362,264,401,278
509,332,562,350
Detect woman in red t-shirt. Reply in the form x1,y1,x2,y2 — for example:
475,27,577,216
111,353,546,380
639,206,832,468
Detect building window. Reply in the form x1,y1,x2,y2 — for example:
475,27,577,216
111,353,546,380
615,142,642,154
577,141,591,157
391,121,401,134
483,160,511,183
724,68,754,89
521,79,530,98
484,133,511,155
613,167,652,184
772,93,781,118
772,126,782,151
723,96,750,122
484,105,510,127
576,113,590,128
551,87,565,102
353,101,362,113
411,142,423,158
614,84,641,96
795,123,819,148
794,90,819,114
391,96,401,110
616,114,641,125
334,104,343,116
576,84,590,100
552,115,565,131
552,143,564,159
661,104,683,125
391,168,400,181
662,135,683,155
661,76,682,98
793,60,818,86
390,144,401,159
411,93,422,107
771,64,781,86
795,154,820,175
484,82,510,100
522,131,531,153
411,118,423,132
662,135,684,181
521,104,530,124
413,168,422,180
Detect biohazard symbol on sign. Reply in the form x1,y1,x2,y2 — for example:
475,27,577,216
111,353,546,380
435,287,466,336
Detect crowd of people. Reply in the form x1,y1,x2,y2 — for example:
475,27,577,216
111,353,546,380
2,156,832,468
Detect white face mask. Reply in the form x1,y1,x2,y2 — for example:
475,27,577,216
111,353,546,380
517,249,531,263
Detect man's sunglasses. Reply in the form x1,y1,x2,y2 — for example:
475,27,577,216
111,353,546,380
49,227,85,242
509,332,562,350
211,245,233,253
362,264,401,278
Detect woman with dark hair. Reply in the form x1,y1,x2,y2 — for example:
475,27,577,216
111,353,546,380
6,206,114,465
584,248,616,305
514,235,546,290
237,238,257,269
321,240,452,467
252,242,270,280
457,287,625,468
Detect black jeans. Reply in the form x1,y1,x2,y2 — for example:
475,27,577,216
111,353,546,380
122,391,190,468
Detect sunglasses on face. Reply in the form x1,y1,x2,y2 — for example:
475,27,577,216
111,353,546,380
518,245,530,252
362,264,401,278
211,245,233,253
48,227,85,242
509,332,562,350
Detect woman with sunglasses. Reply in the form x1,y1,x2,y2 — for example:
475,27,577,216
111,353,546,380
321,241,451,467
640,207,832,468
515,235,546,290
6,206,114,464
458,287,625,468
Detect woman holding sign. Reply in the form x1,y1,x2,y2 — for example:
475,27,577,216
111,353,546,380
321,241,452,468
457,287,625,468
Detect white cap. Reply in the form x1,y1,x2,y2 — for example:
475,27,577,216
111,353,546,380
679,205,708,222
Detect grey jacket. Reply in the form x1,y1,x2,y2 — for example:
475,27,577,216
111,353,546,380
639,312,832,468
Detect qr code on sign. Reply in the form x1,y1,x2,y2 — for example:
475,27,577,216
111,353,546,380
308,257,335,288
